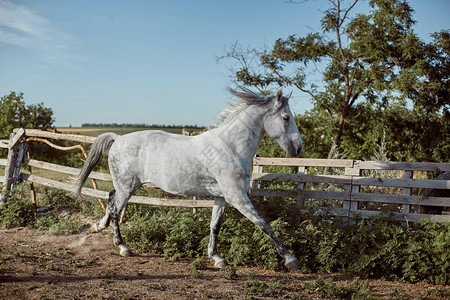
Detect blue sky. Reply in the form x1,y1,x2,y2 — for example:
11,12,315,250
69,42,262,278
0,0,449,127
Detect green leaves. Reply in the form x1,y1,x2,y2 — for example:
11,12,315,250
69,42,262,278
0,92,54,138
221,0,449,162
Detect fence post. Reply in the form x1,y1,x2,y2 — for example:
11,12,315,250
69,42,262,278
25,147,36,204
344,160,361,220
402,170,413,224
12,142,26,189
250,156,263,201
296,166,307,210
0,129,25,205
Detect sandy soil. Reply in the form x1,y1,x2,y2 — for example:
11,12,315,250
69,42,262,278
0,221,448,299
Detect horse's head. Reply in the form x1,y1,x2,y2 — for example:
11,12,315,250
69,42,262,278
263,88,303,158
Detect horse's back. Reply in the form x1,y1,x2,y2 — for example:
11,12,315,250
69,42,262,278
107,130,209,195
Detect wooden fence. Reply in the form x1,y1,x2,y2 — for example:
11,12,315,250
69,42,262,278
250,157,449,222
1,128,449,222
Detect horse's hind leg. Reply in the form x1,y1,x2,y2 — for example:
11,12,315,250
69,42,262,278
91,191,114,233
108,188,134,257
208,198,228,268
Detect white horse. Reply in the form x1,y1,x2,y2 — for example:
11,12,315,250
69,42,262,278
75,87,303,270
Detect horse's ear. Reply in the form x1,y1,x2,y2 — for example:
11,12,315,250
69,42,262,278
275,87,283,101
286,90,293,100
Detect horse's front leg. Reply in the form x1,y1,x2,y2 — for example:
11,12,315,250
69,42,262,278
208,198,228,268
225,190,301,271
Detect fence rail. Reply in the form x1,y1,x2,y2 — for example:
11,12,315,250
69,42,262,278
250,157,449,222
1,128,449,222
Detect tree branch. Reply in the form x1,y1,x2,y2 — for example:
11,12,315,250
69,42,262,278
339,0,359,27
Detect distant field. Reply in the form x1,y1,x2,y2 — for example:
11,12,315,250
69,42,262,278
57,127,184,137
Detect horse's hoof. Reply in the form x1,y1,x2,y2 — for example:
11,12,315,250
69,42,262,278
215,260,228,268
119,245,132,257
285,259,301,271
91,223,99,233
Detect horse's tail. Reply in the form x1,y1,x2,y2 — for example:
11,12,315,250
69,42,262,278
75,132,118,199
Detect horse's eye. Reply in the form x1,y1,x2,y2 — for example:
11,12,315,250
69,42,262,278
282,115,290,122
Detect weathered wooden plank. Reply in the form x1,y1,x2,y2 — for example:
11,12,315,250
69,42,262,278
0,140,8,149
250,189,301,198
15,128,96,144
20,173,213,208
349,209,450,222
351,192,449,206
251,172,352,185
20,173,108,198
23,159,112,181
0,176,4,182
12,142,25,189
8,128,25,149
129,196,214,208
0,159,7,166
311,207,349,217
250,188,350,201
304,190,351,200
311,207,450,222
355,161,450,172
21,173,76,192
402,171,413,217
352,176,450,189
1,133,19,201
253,157,354,168
343,166,360,211
250,187,448,207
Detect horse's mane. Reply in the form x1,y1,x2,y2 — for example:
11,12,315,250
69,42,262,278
212,87,287,128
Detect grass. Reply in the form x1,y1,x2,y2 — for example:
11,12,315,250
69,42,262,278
0,187,98,235
36,215,83,235
244,279,284,297
191,257,207,270
304,277,377,299
221,265,238,280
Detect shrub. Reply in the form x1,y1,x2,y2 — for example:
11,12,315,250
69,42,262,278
4,185,448,285
304,277,377,299
163,209,210,259
35,214,82,235
191,257,207,270
121,211,171,253
119,204,450,284
0,190,35,228
40,188,76,207
304,277,353,299
48,218,82,235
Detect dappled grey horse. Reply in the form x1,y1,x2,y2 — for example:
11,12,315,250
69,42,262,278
75,87,303,270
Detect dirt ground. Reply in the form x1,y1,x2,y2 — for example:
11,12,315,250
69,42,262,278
0,221,448,300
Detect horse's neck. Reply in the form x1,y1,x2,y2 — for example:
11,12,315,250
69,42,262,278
215,105,265,159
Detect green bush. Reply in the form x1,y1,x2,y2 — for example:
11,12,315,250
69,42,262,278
35,214,82,235
120,205,450,285
2,185,449,285
40,188,77,207
163,209,210,259
191,257,207,270
304,277,377,299
121,211,171,253
48,218,82,235
0,190,35,228
304,277,353,299
0,188,84,235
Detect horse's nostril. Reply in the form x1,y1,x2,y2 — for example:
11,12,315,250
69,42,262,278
297,147,303,157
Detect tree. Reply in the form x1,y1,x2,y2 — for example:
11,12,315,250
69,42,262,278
220,0,449,162
0,92,54,138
